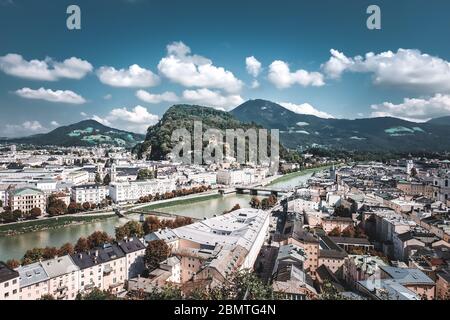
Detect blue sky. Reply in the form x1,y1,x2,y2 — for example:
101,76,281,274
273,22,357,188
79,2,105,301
1,0,450,136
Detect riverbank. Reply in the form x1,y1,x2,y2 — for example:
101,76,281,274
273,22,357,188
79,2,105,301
0,191,221,237
0,213,117,237
132,193,222,213
0,168,326,237
267,165,332,186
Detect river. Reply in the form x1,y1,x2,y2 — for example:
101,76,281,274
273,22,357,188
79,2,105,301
0,169,317,261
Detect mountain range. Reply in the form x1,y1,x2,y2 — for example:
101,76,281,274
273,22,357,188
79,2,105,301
231,99,450,152
3,99,450,154
0,120,145,148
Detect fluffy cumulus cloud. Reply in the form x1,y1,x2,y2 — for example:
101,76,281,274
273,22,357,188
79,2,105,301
136,89,179,104
15,87,86,104
181,88,244,111
97,64,159,88
370,94,450,122
279,102,334,119
268,60,325,89
136,88,243,110
93,105,159,133
50,121,60,126
245,56,262,77
322,48,450,93
0,54,92,81
158,42,243,93
2,120,47,137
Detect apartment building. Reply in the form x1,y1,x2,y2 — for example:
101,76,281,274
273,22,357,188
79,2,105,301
16,262,50,300
0,262,19,300
71,184,109,204
343,255,388,289
117,236,146,279
70,244,126,294
379,265,436,300
109,178,176,203
7,187,46,213
41,256,79,300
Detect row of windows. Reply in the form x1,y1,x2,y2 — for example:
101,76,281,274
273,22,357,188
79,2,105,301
3,278,17,288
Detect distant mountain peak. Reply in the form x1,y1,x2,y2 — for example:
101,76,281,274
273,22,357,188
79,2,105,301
1,119,145,148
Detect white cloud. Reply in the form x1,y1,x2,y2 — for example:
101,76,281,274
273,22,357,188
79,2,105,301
93,105,159,133
80,112,87,117
50,121,60,126
250,80,260,89
137,87,242,110
181,88,244,111
268,60,325,89
0,54,92,81
2,121,47,137
96,64,159,88
15,87,86,104
370,94,450,122
246,56,262,77
279,102,334,119
103,94,112,100
136,89,179,104
322,48,450,92
158,41,243,93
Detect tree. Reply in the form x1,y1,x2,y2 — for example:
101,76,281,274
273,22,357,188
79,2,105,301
39,294,55,300
410,167,418,177
115,220,144,241
341,226,356,238
144,240,170,271
22,248,44,264
103,173,111,186
328,227,341,237
224,204,241,214
67,202,78,214
191,269,273,300
76,288,117,300
82,202,91,211
143,216,163,234
6,259,20,269
29,207,42,219
58,243,74,256
137,168,155,181
47,195,68,216
95,172,103,184
0,199,3,207
250,197,261,209
267,195,277,207
334,205,351,218
42,247,58,259
261,198,270,210
143,284,183,300
87,231,112,248
75,237,89,252
320,280,347,300
171,216,193,229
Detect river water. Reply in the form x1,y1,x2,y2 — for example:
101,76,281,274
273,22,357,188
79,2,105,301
0,170,315,261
